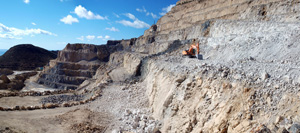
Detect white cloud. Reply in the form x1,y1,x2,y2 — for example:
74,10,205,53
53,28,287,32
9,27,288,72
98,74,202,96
60,15,79,25
113,13,120,18
105,27,119,32
86,35,95,40
124,13,136,20
105,35,110,39
147,12,158,19
74,5,106,20
76,36,84,41
0,34,21,39
31,22,36,26
136,6,147,13
159,4,175,16
96,35,111,40
117,20,150,29
117,13,150,29
0,23,57,39
0,23,11,32
137,6,159,19
77,35,111,41
24,0,30,4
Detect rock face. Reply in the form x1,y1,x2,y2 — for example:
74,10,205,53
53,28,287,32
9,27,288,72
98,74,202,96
31,0,300,132
37,44,110,90
130,0,300,132
57,44,110,62
0,44,57,70
37,41,139,90
79,0,300,132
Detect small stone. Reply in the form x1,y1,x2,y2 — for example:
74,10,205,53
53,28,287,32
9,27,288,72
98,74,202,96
221,72,228,77
132,122,139,129
141,115,147,120
288,124,300,133
14,106,20,110
139,121,146,128
234,74,242,80
125,109,132,116
261,72,270,80
20,106,26,110
283,76,291,83
274,84,280,89
276,116,284,124
175,76,186,84
134,116,140,122
62,102,70,107
244,88,251,93
278,127,289,133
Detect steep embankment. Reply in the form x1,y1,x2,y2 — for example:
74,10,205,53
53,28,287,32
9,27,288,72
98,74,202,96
130,0,300,132
0,44,57,70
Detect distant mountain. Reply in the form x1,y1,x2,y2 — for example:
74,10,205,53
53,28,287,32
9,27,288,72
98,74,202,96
0,49,7,56
0,44,57,70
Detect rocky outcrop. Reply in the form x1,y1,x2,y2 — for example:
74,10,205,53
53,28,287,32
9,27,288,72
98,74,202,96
37,41,139,90
0,44,57,70
108,52,144,82
37,44,108,90
57,44,110,62
0,72,37,91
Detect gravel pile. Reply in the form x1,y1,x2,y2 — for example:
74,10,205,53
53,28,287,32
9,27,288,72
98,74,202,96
41,94,84,104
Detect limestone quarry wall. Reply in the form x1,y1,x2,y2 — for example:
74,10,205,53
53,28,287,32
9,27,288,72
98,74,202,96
133,0,300,59
30,0,300,132
133,0,300,132
143,57,300,132
158,0,300,35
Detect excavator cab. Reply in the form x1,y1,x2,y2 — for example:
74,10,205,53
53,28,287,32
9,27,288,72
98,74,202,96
182,40,199,58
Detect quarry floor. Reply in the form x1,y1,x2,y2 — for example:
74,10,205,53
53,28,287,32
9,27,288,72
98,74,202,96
0,81,150,133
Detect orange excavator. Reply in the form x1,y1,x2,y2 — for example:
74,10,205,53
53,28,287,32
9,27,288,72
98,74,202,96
182,40,199,58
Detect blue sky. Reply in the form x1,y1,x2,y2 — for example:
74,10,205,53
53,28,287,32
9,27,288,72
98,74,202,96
0,0,177,50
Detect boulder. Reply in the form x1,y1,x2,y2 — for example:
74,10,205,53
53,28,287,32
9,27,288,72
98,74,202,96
0,80,7,89
7,80,25,91
109,68,131,82
123,53,142,76
15,72,37,82
0,75,10,83
0,68,13,75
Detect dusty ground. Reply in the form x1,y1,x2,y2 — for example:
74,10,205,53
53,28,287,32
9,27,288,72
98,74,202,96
0,81,154,133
